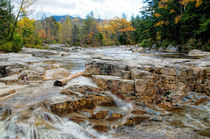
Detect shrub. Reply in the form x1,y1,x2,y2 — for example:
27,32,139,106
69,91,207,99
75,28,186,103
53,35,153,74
0,42,13,52
12,34,23,52
160,40,172,48
138,39,152,48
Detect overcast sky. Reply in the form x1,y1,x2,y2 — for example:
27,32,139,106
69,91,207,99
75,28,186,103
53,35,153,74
33,0,143,20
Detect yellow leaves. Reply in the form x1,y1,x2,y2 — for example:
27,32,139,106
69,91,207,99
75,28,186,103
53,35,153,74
179,0,202,7
195,0,202,7
155,21,164,26
175,15,182,24
170,9,175,13
154,13,161,18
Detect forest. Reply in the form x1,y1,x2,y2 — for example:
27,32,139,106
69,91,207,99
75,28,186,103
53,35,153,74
0,0,209,52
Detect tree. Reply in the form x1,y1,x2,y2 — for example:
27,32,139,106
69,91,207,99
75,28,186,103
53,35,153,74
81,12,102,46
131,0,210,50
0,0,10,42
71,23,80,46
10,0,37,40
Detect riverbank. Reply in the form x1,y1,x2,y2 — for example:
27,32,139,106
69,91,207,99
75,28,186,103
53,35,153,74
0,45,209,139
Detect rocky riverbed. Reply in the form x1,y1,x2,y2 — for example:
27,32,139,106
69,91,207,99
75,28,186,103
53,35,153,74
0,45,209,139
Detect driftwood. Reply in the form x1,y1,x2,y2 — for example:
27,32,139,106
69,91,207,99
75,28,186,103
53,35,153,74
54,72,83,87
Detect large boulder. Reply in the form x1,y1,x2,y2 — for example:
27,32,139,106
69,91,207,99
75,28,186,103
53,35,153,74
84,56,130,79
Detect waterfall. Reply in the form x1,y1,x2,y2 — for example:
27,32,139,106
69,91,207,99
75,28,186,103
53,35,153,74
105,91,133,111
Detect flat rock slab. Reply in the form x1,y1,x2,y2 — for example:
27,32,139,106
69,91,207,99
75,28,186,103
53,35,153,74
92,75,135,95
0,75,19,84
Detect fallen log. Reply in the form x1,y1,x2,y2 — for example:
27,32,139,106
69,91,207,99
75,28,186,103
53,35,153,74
54,72,83,87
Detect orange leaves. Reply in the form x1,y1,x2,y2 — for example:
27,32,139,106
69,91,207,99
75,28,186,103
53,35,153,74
109,17,135,33
154,13,161,18
98,17,135,45
179,0,194,6
155,21,164,26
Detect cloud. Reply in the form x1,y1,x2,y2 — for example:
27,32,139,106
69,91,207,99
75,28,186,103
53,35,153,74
33,0,143,20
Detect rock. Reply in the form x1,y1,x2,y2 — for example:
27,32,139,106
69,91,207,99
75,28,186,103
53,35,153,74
130,68,152,80
43,68,70,80
90,111,109,119
46,85,116,116
123,116,150,126
44,96,95,116
106,113,123,121
18,70,43,82
70,47,83,52
49,44,71,52
0,62,27,77
84,57,130,79
131,109,147,115
150,116,163,122
188,50,210,57
152,44,158,50
92,75,135,96
167,45,177,53
93,124,110,132
0,75,18,84
0,89,16,98
131,47,147,53
22,48,58,57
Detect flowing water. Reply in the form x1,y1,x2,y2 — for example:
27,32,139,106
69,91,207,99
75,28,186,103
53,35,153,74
0,45,209,139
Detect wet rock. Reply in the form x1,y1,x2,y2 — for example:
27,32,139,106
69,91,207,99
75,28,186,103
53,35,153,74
69,113,87,124
0,62,27,77
70,47,83,52
131,47,147,53
93,124,110,132
106,113,123,121
84,57,130,79
46,85,116,116
90,111,109,119
18,70,43,82
196,128,210,137
49,44,71,52
167,45,177,53
130,69,152,80
188,50,210,57
44,96,95,116
0,75,18,84
131,109,147,115
22,48,58,57
92,75,135,96
43,68,70,80
150,116,163,122
0,89,16,98
123,116,150,126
